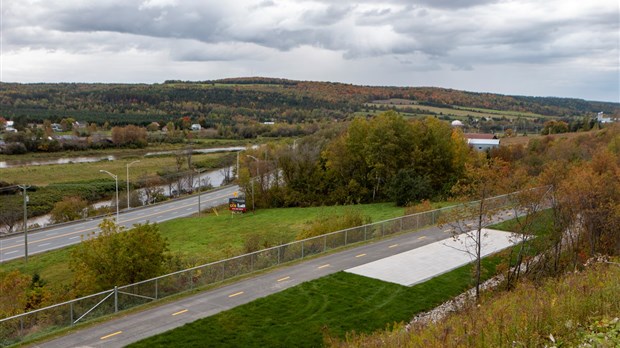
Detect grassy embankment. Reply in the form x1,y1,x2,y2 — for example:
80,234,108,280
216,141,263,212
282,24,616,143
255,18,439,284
328,261,620,348
127,256,506,348
0,203,406,287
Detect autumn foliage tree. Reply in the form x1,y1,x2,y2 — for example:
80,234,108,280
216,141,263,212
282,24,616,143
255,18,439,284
70,219,170,293
111,125,148,148
50,196,89,223
441,156,511,299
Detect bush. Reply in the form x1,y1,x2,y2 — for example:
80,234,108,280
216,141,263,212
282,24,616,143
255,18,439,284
50,196,89,223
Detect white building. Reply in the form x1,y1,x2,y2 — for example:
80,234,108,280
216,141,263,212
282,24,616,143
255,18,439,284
597,112,615,124
464,133,500,151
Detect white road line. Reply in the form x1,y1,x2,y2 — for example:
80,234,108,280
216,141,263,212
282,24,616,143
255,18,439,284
69,236,81,240
5,250,18,255
38,243,51,247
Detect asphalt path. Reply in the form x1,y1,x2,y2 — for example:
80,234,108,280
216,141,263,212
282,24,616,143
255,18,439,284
37,210,519,348
0,185,240,263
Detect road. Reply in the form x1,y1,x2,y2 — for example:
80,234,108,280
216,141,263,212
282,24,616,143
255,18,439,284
0,185,240,263
37,223,458,348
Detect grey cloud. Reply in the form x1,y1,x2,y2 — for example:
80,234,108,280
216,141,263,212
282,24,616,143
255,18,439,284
413,0,499,9
302,4,355,26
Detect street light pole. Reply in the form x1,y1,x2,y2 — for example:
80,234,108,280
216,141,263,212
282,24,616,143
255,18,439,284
17,184,30,262
126,160,140,209
100,170,119,222
246,155,259,214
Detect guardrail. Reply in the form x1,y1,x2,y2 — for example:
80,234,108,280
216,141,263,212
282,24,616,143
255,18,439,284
0,191,520,346
0,184,237,239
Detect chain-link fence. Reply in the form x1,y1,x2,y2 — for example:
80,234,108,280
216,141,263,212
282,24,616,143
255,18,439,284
0,191,521,346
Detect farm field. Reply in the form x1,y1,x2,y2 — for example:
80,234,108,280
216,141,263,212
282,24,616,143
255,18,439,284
0,152,235,186
499,131,596,147
366,100,551,120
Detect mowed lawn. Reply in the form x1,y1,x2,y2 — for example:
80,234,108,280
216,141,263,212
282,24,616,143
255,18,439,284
0,203,405,286
128,256,504,348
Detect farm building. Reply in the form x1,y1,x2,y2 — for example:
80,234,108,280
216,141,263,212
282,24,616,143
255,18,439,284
464,133,500,151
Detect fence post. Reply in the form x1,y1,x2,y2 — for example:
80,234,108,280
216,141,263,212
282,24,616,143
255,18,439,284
364,225,367,241
381,223,384,237
278,246,281,264
345,230,348,245
155,279,159,300
70,302,74,326
301,241,305,259
400,218,403,232
324,235,327,251
114,286,118,313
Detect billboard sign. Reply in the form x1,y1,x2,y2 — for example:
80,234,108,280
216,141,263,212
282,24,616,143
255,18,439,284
229,198,247,212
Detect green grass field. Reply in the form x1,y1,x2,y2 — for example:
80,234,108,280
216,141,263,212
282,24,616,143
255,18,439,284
128,256,504,348
0,203,405,286
0,152,233,186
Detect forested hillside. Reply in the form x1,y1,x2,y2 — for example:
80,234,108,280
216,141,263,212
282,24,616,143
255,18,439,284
1,78,618,128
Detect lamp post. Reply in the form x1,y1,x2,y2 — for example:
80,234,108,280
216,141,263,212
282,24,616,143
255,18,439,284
100,170,119,222
194,168,207,217
17,184,30,262
126,160,140,209
246,155,259,214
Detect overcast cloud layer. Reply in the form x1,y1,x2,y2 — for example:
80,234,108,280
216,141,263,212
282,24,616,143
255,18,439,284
1,0,619,102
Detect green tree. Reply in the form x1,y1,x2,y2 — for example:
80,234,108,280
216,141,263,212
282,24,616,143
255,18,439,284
388,169,433,206
70,219,170,293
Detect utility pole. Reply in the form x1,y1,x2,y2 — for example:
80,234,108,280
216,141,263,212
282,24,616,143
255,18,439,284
126,160,140,209
236,151,240,180
18,184,31,262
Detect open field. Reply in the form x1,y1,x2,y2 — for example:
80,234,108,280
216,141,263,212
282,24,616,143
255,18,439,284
499,130,597,147
0,152,235,186
0,138,253,162
0,203,406,286
366,102,550,120
127,256,505,348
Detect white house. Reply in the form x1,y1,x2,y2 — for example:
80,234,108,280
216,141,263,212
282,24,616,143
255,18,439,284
191,124,202,131
4,121,17,133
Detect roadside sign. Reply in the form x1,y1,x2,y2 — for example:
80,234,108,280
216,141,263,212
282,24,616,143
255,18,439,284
229,197,246,212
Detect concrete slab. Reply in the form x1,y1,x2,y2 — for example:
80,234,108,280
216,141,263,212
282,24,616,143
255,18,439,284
345,229,517,286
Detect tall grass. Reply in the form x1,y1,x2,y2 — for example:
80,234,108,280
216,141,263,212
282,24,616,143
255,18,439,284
329,261,620,347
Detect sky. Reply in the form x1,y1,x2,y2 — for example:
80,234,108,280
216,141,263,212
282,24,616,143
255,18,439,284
1,0,619,102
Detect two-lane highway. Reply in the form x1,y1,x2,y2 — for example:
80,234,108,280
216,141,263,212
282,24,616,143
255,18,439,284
0,185,240,262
